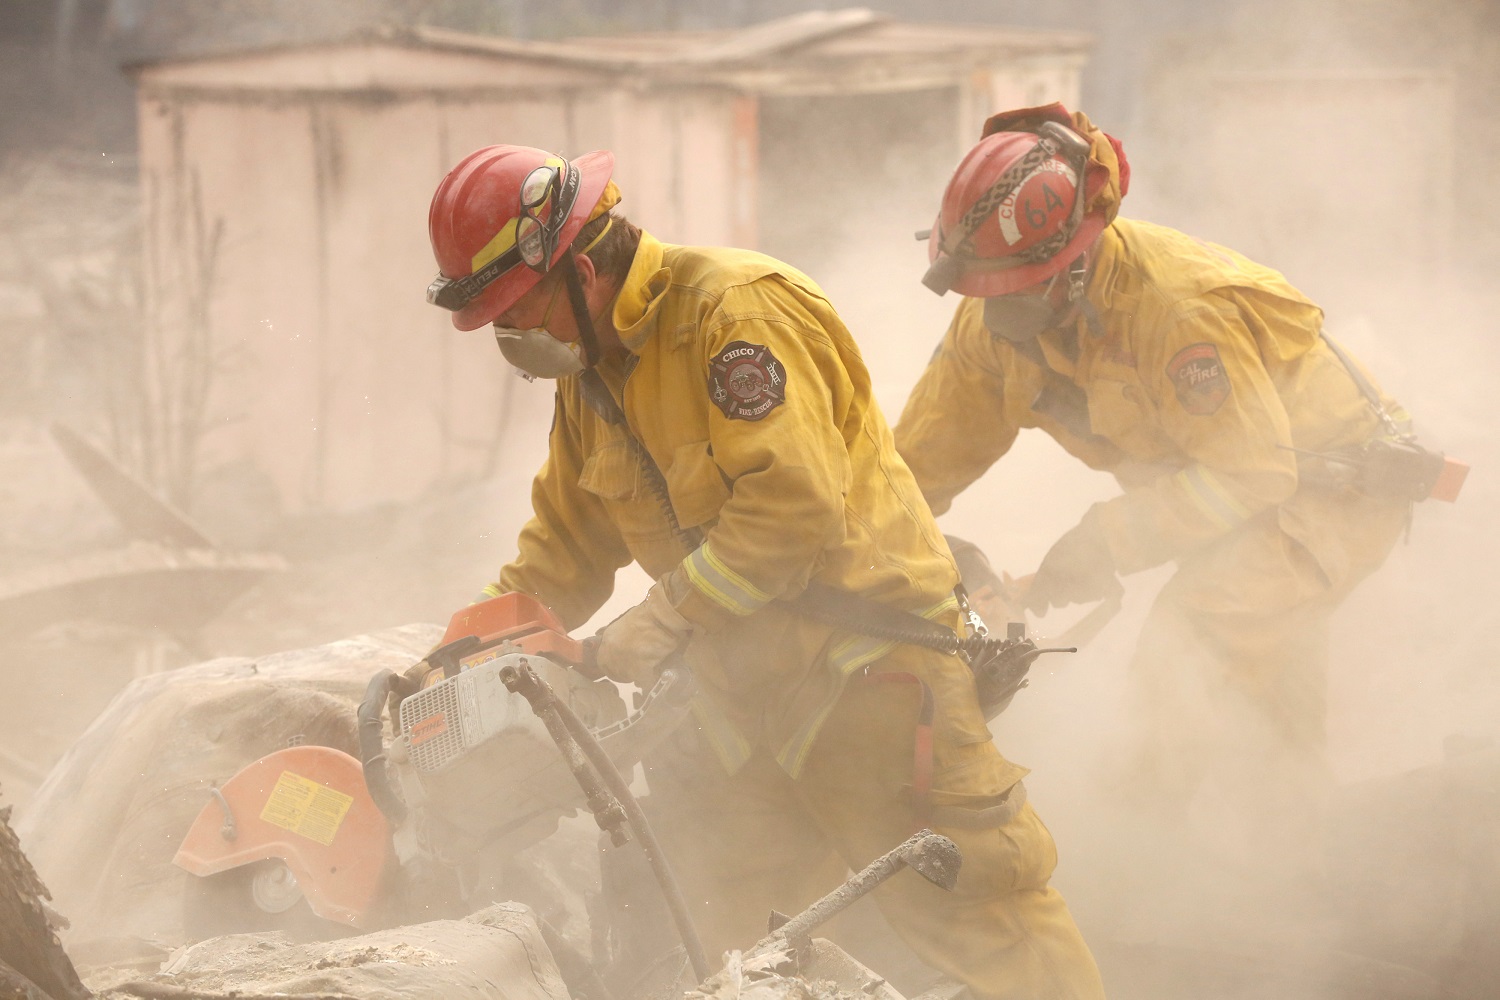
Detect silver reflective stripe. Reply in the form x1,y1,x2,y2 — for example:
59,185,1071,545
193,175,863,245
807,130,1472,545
1175,464,1250,529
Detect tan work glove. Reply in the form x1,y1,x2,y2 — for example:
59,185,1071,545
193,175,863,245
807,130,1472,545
592,584,695,687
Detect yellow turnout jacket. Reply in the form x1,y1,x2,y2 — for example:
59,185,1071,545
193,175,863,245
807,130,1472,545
497,232,966,774
895,218,1404,577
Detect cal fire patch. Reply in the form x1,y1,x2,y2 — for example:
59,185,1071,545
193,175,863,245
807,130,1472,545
709,341,787,421
1166,343,1230,415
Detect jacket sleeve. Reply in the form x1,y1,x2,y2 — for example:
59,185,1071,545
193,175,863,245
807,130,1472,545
1092,293,1300,573
495,391,634,630
892,298,1021,516
666,283,858,630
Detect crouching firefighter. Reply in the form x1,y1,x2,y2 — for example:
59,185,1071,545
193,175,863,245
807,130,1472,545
425,145,1105,1000
895,104,1465,820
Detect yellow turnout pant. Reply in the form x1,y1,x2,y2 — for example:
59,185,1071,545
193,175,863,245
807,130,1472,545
1125,492,1409,802
646,642,1106,1000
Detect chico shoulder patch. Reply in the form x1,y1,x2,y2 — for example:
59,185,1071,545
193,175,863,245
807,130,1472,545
1166,342,1230,415
709,341,787,421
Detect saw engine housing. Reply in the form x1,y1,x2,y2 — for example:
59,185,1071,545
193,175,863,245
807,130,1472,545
381,593,693,894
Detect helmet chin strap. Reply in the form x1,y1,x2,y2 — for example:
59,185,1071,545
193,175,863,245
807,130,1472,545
559,252,603,368
1065,252,1110,340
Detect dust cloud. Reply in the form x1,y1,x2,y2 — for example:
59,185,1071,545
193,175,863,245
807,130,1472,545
1,1,1497,999
783,3,1500,996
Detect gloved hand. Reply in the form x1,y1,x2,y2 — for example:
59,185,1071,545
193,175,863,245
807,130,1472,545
592,584,695,687
1023,513,1119,614
945,534,1023,627
945,534,1004,595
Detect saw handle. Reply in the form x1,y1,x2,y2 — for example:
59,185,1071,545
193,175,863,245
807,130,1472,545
357,670,408,823
574,634,606,680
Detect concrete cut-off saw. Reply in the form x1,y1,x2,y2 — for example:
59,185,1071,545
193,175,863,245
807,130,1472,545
173,592,694,932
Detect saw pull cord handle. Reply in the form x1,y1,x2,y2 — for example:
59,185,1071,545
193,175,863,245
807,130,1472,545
500,660,712,983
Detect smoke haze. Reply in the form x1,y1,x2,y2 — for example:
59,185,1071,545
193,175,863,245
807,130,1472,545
2,2,1497,998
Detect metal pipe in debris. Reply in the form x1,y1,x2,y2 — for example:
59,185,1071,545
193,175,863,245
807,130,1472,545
756,829,961,951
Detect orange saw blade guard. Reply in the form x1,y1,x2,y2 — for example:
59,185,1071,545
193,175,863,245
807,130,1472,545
174,745,391,928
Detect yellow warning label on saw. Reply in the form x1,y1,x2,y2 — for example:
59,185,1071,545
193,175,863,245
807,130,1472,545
260,771,354,847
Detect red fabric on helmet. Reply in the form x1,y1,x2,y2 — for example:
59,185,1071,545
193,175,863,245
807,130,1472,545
981,102,1130,205
428,146,614,331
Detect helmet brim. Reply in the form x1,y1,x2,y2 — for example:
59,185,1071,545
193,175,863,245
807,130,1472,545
450,150,617,332
939,213,1106,299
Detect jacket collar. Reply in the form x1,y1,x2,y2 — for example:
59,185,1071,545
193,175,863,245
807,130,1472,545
611,230,673,355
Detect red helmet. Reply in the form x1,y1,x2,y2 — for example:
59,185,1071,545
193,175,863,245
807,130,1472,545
427,145,615,331
923,121,1102,298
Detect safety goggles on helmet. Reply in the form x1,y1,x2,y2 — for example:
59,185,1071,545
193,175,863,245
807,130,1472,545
921,121,1092,296
516,164,566,269
426,161,583,313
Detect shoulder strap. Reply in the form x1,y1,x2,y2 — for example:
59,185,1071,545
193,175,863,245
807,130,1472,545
578,368,627,427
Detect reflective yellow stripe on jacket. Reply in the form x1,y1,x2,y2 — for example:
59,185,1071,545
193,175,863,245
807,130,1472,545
683,541,773,617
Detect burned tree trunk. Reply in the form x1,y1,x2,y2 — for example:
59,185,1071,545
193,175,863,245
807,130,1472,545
0,801,89,1000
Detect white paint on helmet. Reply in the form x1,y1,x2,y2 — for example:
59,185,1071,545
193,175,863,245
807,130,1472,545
995,159,1078,246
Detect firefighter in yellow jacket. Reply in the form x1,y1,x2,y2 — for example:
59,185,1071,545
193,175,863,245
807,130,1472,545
425,146,1104,1000
894,104,1415,805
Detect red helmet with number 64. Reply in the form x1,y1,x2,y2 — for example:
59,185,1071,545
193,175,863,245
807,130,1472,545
922,122,1104,298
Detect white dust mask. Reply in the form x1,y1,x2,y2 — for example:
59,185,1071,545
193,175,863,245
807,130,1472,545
493,326,586,380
